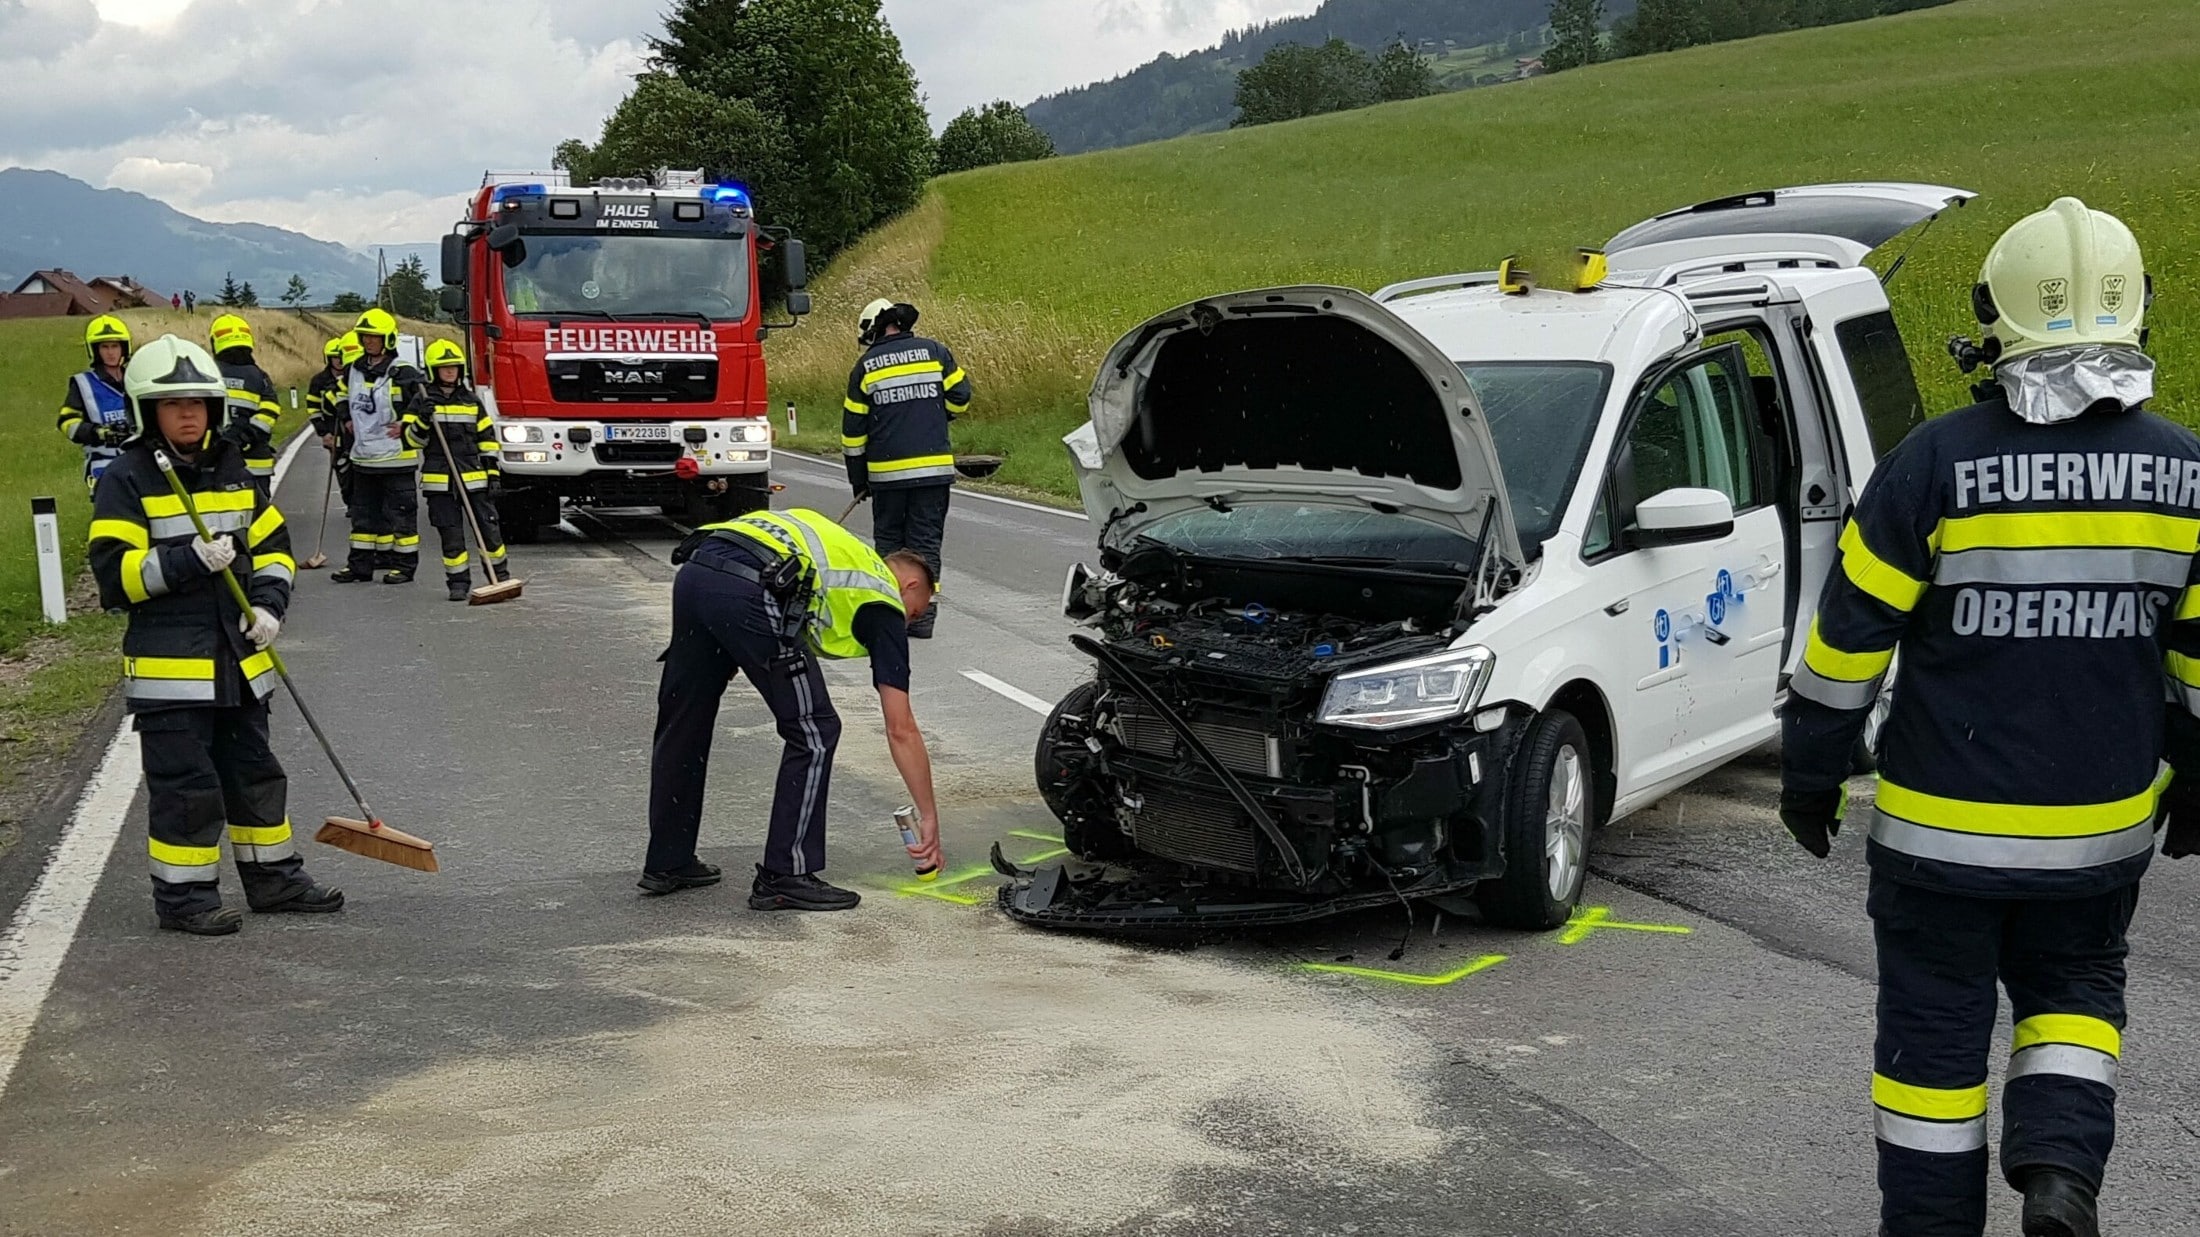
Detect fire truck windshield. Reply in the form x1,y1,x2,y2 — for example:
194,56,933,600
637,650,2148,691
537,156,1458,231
503,233,752,321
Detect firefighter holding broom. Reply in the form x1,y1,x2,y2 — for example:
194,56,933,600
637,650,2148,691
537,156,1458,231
87,335,344,935
405,340,511,602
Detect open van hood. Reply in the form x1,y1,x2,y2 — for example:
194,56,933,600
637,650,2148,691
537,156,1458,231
1066,286,1520,568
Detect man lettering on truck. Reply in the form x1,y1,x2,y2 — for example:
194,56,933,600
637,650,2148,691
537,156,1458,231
843,299,970,639
639,510,942,911
1780,198,2198,1237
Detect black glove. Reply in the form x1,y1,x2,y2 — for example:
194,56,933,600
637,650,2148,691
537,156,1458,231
1780,785,1849,859
484,470,503,497
2160,781,2200,859
98,425,130,448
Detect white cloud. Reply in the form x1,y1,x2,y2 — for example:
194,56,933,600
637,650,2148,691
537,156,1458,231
2,0,1317,244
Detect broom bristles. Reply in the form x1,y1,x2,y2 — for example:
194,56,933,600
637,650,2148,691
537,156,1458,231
316,817,439,872
301,554,328,568
468,578,524,606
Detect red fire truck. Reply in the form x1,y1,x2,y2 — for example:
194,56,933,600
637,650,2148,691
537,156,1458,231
437,169,809,537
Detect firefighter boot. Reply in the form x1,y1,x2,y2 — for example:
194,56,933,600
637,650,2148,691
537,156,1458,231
330,566,373,583
2022,1169,2100,1237
447,578,469,602
252,884,346,914
159,906,244,936
382,569,415,585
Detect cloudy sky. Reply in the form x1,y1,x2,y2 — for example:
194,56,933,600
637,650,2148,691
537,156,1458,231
0,0,1317,249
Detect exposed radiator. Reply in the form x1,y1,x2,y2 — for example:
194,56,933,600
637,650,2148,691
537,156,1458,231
1130,786,1258,873
1113,698,1281,778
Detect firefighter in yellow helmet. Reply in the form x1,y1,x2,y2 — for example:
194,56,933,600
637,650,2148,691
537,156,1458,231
1781,198,2187,1237
308,335,358,508
86,334,342,934
336,308,425,583
402,339,508,600
208,313,281,495
56,315,135,494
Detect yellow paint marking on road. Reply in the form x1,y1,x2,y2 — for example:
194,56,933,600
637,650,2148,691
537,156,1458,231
1558,905,1694,946
1298,953,1509,987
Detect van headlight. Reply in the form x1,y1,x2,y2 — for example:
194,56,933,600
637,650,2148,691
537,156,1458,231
1318,645,1495,730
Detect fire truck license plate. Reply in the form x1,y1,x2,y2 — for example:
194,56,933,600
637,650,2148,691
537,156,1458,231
602,425,671,441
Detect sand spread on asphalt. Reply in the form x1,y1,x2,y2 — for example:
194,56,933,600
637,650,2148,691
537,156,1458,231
194,908,1444,1235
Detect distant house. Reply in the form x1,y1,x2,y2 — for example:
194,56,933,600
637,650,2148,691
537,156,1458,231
1514,57,1547,79
0,268,161,320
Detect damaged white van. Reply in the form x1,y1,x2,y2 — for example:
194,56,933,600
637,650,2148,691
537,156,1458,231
1001,183,1976,931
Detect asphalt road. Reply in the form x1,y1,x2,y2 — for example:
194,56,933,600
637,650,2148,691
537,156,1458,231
2,447,2196,1236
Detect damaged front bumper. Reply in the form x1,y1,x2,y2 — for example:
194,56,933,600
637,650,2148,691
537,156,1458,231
989,843,1481,931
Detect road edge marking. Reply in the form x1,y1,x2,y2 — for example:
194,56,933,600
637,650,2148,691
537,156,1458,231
0,430,315,1104
960,669,1054,717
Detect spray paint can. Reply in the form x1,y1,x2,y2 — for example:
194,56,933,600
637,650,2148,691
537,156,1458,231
895,805,939,881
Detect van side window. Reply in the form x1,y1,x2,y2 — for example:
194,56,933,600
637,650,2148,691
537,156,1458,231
1835,311,1927,454
1584,347,1762,558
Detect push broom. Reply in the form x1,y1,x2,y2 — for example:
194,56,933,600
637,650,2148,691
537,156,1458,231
154,451,438,872
299,448,334,570
428,417,523,605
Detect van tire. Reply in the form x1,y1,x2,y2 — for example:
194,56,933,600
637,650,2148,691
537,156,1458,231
1478,709,1594,931
1035,681,1130,861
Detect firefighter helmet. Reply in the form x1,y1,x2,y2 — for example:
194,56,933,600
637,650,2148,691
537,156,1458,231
1976,197,2150,364
856,298,918,346
323,336,346,362
209,312,255,355
84,314,132,365
122,334,228,441
355,307,399,347
339,330,364,367
424,338,466,374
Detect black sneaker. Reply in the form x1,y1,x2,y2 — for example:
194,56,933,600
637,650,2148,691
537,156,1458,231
253,884,346,914
638,861,723,896
382,570,415,585
158,906,244,936
330,567,372,583
2022,1169,2100,1237
907,610,936,640
447,580,470,602
748,866,861,912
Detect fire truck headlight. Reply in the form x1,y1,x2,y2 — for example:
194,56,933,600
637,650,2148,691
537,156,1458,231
741,425,770,443
500,425,544,444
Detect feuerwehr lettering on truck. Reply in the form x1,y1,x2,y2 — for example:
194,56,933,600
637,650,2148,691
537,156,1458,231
545,327,719,356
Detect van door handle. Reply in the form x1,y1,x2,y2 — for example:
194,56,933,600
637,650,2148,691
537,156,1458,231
1605,599,1630,616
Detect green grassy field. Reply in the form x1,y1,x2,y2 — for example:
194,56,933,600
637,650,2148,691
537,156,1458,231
768,0,2199,497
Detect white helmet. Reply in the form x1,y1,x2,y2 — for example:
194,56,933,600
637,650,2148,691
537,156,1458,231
857,297,895,345
122,334,228,441
1976,197,2151,364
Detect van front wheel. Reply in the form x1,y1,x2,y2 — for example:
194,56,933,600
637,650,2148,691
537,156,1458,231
1478,709,1593,930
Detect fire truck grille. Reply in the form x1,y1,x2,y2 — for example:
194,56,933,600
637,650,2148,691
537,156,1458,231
1131,786,1258,874
593,441,686,465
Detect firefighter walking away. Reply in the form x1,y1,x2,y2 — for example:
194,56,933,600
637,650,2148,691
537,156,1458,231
406,339,508,600
87,334,343,935
842,299,970,639
1781,198,2198,1237
208,313,282,494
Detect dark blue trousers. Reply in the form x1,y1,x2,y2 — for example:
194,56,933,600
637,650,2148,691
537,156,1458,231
645,552,840,877
1869,871,2136,1236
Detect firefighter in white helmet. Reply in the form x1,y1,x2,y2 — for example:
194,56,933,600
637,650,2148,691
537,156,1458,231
1781,198,2192,1237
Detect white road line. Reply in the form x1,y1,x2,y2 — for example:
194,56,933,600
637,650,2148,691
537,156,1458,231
0,430,315,1105
775,450,1089,522
960,669,1055,717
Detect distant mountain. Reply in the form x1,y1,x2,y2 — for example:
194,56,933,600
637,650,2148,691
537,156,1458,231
1025,0,1639,155
0,167,379,300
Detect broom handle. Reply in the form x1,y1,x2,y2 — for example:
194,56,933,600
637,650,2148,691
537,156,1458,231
154,451,381,826
429,415,503,586
837,492,869,522
311,447,334,560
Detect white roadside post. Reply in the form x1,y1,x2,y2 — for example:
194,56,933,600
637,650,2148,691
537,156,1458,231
31,496,67,624
786,400,798,437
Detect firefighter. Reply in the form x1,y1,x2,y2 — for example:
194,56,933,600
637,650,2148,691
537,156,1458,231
56,315,135,495
308,334,358,508
1781,198,2199,1237
208,313,281,493
641,508,942,910
842,299,970,639
335,308,424,584
405,339,507,601
86,334,342,935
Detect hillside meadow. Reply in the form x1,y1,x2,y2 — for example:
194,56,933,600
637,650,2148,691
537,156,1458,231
766,0,2199,497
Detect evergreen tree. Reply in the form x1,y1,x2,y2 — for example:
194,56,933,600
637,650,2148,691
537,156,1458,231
330,291,370,315
1545,0,1606,70
1371,39,1437,101
935,101,1056,174
280,275,310,308
217,271,245,307
379,256,436,322
1233,39,1374,127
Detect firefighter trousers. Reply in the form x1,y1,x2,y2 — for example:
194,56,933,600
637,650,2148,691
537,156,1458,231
1868,870,2136,1236
346,468,419,577
645,553,838,878
426,488,506,585
869,482,950,584
137,701,313,919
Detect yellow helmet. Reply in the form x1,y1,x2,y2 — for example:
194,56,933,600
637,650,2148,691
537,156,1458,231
323,336,346,361
209,312,256,355
1976,197,2151,364
122,334,228,440
85,314,132,364
355,307,399,347
423,338,467,373
338,330,364,367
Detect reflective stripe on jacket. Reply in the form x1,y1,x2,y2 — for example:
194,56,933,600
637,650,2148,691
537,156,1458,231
841,334,969,490
87,439,294,713
217,360,280,478
1784,394,2200,896
704,508,904,659
59,368,130,483
404,384,499,493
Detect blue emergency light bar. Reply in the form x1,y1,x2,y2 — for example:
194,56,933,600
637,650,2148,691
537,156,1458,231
490,183,547,203
705,184,751,208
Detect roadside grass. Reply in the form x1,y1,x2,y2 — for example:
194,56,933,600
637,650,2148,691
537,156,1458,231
768,0,2200,499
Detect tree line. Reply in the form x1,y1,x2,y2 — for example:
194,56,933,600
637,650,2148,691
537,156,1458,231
1547,0,1955,72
